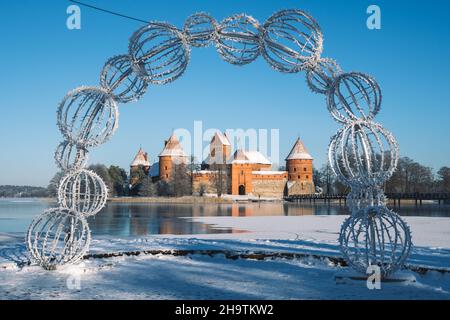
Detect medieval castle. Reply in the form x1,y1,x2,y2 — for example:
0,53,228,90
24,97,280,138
130,132,314,198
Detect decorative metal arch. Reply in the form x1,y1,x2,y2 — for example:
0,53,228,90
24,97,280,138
27,9,412,276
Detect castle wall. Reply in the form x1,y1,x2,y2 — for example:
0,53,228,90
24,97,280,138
192,173,217,194
252,177,288,198
286,180,315,196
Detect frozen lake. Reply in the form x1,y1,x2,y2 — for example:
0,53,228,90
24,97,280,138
0,198,449,236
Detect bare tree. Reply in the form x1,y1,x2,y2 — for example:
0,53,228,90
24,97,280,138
437,167,450,193
169,163,192,197
386,157,434,193
212,164,228,197
188,155,200,193
198,183,207,196
138,176,157,197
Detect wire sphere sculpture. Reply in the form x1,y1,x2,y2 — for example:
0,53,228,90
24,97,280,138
29,9,412,275
26,208,91,270
57,86,119,147
261,9,323,73
306,58,342,94
55,141,88,171
184,13,217,47
327,72,382,124
216,14,262,65
129,22,190,85
328,120,399,188
346,187,387,210
100,54,148,103
58,169,108,217
339,206,412,277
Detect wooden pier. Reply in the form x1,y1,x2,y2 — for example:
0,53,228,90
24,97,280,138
285,193,450,206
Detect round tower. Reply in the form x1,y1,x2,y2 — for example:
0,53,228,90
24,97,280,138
286,138,314,193
159,156,173,181
158,133,188,181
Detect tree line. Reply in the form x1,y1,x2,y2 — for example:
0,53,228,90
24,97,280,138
313,157,450,195
0,185,49,198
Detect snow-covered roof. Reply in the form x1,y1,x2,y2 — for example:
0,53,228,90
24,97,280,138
252,171,287,175
231,149,271,165
213,131,231,146
285,138,313,160
193,170,218,175
130,148,150,167
159,133,188,158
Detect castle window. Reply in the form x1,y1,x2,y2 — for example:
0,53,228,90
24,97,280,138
304,167,307,172
294,167,296,172
166,174,169,178
165,166,168,170
211,149,216,157
241,170,244,175
298,175,300,179
306,175,309,179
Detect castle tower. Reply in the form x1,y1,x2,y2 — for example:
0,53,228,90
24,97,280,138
206,131,231,169
286,138,314,194
158,133,188,181
130,147,150,185
230,149,254,195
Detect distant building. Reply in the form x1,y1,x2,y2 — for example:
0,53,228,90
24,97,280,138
129,147,150,185
158,133,188,181
130,132,315,197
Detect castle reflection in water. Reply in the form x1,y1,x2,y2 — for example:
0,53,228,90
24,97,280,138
87,202,337,237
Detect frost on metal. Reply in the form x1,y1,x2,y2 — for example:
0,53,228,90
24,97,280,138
339,206,412,277
58,169,108,217
184,13,218,47
27,9,412,275
100,54,148,103
27,208,91,270
129,22,190,85
215,14,262,65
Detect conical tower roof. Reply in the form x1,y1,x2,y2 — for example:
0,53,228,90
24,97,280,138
131,147,150,166
285,138,313,160
212,131,231,146
159,133,188,157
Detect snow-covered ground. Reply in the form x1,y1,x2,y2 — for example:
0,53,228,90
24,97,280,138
1,215,450,299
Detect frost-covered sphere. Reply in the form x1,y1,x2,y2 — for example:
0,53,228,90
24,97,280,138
216,14,262,65
261,9,323,73
58,169,108,217
57,86,119,147
327,72,381,123
55,141,88,171
100,54,148,103
346,187,387,211
184,13,217,47
27,208,91,270
129,22,190,85
339,206,412,278
306,58,342,94
328,121,399,188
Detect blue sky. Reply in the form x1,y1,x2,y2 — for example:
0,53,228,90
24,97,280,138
0,0,449,186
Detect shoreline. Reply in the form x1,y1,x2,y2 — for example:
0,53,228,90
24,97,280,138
1,196,448,206
108,196,235,204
